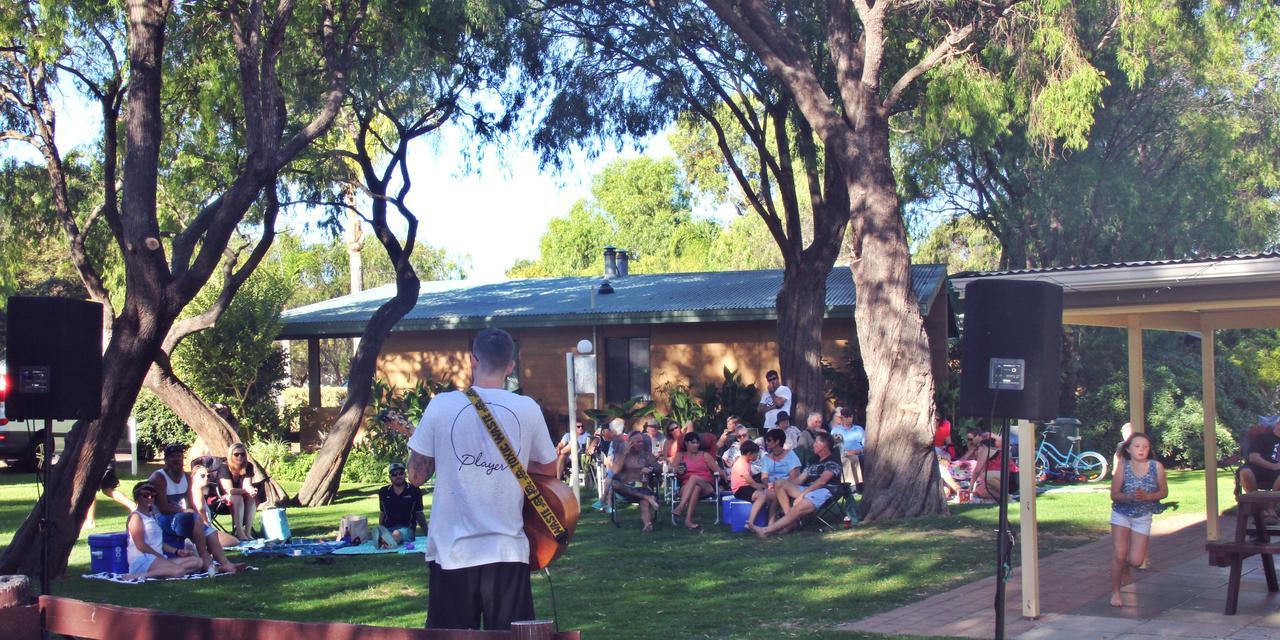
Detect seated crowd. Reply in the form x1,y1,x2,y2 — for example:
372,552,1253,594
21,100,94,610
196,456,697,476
573,369,878,535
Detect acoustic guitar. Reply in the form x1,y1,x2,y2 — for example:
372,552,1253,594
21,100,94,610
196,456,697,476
378,409,579,570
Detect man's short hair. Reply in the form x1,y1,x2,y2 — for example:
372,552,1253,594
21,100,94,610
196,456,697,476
776,411,790,424
472,328,515,373
807,412,823,424
727,415,740,425
766,370,779,381
740,440,760,456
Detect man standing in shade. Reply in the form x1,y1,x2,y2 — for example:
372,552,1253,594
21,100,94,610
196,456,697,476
407,328,558,631
757,370,792,430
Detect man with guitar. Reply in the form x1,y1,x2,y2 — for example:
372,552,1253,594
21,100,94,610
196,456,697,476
405,328,562,631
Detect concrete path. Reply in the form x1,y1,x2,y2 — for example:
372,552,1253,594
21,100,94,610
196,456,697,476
838,511,1280,639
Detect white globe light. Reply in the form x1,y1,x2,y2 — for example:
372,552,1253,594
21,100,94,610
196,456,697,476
576,339,593,354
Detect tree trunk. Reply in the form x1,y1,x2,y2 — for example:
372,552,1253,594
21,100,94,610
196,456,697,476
775,263,829,420
296,276,419,506
0,306,166,577
144,359,290,505
851,121,947,521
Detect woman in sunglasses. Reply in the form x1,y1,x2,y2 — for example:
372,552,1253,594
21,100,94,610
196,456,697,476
124,481,206,579
218,442,259,541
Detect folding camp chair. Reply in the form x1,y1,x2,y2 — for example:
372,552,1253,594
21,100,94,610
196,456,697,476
665,469,726,526
811,480,853,530
608,468,663,527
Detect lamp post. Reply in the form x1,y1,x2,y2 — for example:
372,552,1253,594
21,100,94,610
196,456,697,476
567,339,594,502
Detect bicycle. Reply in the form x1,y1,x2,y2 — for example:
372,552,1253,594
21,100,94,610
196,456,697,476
1034,426,1109,483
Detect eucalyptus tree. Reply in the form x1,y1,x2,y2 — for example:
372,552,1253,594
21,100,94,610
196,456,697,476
0,0,367,576
293,0,540,506
536,2,853,424
898,0,1280,270
539,0,1150,519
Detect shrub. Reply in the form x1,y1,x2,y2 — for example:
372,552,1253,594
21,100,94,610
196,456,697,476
133,390,195,459
696,367,759,431
342,445,395,483
363,378,454,463
1148,389,1239,468
246,437,293,477
270,452,316,483
173,265,292,440
655,381,706,429
584,396,657,430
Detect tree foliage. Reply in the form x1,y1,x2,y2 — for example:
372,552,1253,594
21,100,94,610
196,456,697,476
899,0,1280,269
507,156,721,276
173,264,293,440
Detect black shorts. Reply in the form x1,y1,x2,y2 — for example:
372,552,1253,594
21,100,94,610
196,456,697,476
427,561,533,631
1247,465,1280,489
733,486,758,502
100,463,120,493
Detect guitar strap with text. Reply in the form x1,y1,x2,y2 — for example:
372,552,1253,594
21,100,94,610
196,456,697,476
463,388,568,544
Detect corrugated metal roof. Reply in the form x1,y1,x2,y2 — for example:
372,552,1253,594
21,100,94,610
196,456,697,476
950,251,1280,279
278,264,948,338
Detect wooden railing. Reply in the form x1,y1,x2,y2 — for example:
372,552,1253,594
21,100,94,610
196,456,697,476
0,594,579,640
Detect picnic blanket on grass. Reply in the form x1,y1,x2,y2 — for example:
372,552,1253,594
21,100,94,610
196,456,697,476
82,565,257,584
330,541,428,556
239,538,348,557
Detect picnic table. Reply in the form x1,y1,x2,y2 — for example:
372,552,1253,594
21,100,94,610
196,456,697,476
1206,490,1280,614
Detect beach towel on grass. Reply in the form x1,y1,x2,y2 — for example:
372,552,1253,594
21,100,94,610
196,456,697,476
82,565,257,584
241,539,347,558
330,541,428,556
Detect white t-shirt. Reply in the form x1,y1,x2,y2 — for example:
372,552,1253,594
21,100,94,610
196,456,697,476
407,387,557,570
761,385,792,430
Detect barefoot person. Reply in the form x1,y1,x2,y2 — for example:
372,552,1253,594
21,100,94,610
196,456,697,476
1109,432,1167,607
406,328,558,631
124,481,205,580
671,431,721,531
611,433,661,532
217,442,259,540
750,432,841,538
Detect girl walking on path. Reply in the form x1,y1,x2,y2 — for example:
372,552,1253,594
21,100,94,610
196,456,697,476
1109,432,1168,607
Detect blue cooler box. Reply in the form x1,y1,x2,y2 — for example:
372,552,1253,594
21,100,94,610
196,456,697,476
88,532,129,574
725,499,770,532
262,507,291,541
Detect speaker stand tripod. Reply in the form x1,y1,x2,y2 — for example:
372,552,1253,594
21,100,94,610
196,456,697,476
39,417,54,598
993,417,1014,640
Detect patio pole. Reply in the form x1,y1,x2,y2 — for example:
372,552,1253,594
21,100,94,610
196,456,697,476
1017,419,1039,618
1201,319,1219,541
307,337,321,409
1127,316,1145,433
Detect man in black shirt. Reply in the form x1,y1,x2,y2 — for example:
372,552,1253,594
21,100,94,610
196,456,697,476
1242,416,1280,493
379,463,428,546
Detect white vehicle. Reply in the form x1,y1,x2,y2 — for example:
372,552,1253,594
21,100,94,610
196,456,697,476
0,362,127,470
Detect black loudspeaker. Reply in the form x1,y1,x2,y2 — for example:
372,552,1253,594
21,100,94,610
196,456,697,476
959,280,1063,421
5,296,104,421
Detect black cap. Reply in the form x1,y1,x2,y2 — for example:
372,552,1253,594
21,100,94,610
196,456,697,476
163,443,188,456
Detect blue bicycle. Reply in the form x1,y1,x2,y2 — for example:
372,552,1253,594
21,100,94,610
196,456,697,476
1034,426,1108,483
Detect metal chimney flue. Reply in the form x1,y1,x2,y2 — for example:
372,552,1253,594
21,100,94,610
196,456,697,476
616,249,629,277
603,246,618,279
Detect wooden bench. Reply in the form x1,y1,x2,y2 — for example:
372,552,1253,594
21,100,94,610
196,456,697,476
1206,492,1280,615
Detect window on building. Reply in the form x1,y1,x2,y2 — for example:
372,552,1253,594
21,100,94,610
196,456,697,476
605,337,650,404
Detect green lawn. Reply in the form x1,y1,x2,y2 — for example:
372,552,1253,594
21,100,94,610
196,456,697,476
0,465,1230,639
